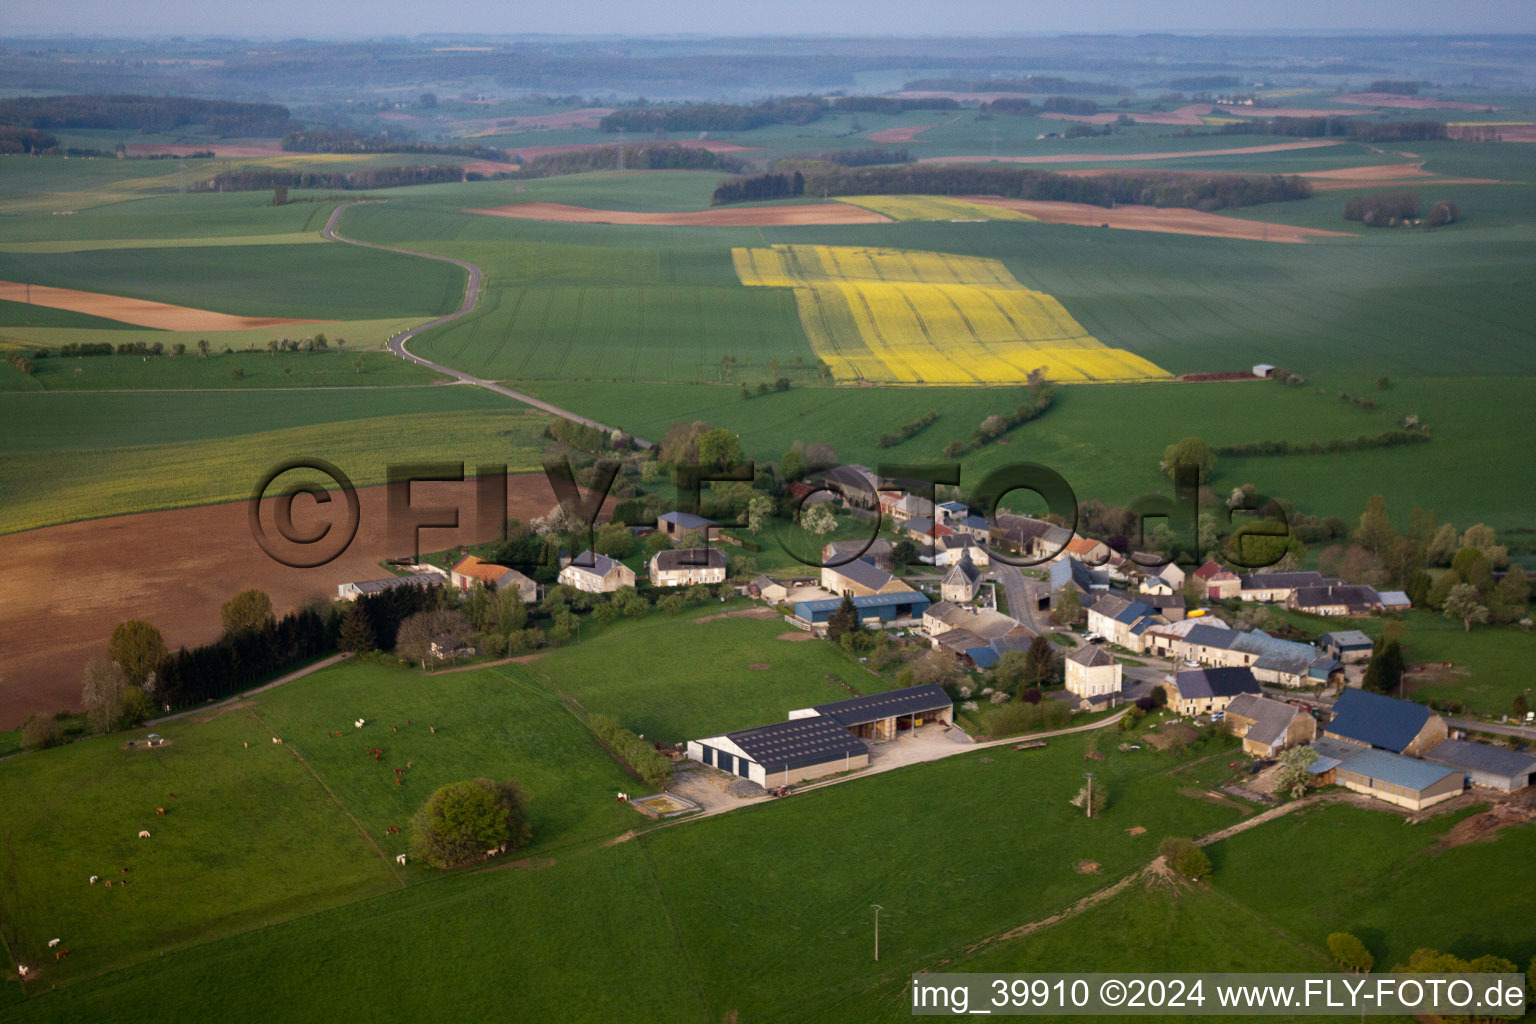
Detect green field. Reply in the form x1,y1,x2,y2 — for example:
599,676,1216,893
0,387,549,533
507,613,895,741
0,348,445,392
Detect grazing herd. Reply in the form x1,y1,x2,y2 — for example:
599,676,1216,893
25,718,449,980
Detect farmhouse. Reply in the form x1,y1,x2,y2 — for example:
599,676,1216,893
558,551,637,594
952,515,994,543
1060,535,1111,566
794,591,930,629
902,515,952,544
1192,559,1241,600
940,555,982,604
993,514,1073,562
1141,615,1231,658
656,511,721,542
823,538,894,571
1222,693,1316,757
428,634,476,663
1320,630,1375,664
1085,593,1160,650
932,532,989,567
795,683,955,740
1051,556,1109,600
687,717,869,788
1323,688,1447,757
1163,666,1261,716
336,575,439,601
888,493,936,525
449,555,538,602
1238,571,1337,603
812,464,880,507
1423,738,1536,792
1065,645,1121,703
1287,584,1383,616
650,547,726,587
821,558,915,598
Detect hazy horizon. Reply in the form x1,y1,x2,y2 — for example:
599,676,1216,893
7,1,1536,41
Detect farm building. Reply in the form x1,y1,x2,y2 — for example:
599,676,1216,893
1085,594,1160,650
1324,687,1447,756
749,575,791,603
1252,363,1277,378
888,493,936,525
1287,584,1383,616
794,684,955,741
1065,645,1121,703
1059,535,1111,566
336,575,439,601
1377,590,1414,611
1051,556,1110,600
650,547,726,587
940,555,982,604
793,591,930,629
449,555,537,602
823,538,894,571
1163,666,1261,716
1140,615,1230,658
993,514,1073,563
558,551,637,594
820,558,915,598
922,602,1025,643
1423,738,1536,792
687,717,869,789
1331,748,1464,812
936,501,969,525
1222,693,1316,757
902,516,953,544
656,511,721,542
932,532,989,568
1320,630,1375,664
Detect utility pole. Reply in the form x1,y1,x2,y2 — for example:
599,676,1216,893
871,904,882,960
1084,771,1095,819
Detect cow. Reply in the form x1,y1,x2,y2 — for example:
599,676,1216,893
89,876,97,884
47,939,60,948
395,854,407,865
155,808,166,816
138,830,150,838
271,737,283,745
54,950,69,960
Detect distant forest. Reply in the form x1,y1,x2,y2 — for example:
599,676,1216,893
0,94,294,136
904,76,1130,96
713,164,1311,210
513,143,744,177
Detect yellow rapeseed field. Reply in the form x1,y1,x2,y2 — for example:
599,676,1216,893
835,195,1038,222
732,243,1171,384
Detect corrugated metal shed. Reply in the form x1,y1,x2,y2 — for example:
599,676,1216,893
727,717,868,772
1335,748,1462,793
814,684,954,727
1325,688,1434,753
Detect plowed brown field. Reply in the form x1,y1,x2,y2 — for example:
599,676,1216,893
958,197,1351,242
0,475,599,727
0,281,329,331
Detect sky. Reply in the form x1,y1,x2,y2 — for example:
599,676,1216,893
7,0,1536,38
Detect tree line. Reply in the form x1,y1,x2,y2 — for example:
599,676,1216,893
1215,430,1431,457
828,96,958,114
0,126,58,154
513,143,744,178
714,163,1311,210
599,96,825,133
281,130,507,163
191,164,469,193
0,94,294,136
1344,192,1458,228
805,147,912,167
1220,117,1448,142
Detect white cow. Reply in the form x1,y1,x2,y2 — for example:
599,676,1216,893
89,875,98,884
47,939,60,948
138,830,151,839
355,719,365,729
395,854,407,865
271,737,282,744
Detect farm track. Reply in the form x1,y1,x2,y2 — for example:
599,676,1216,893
321,202,651,447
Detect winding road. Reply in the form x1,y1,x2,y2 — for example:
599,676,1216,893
322,202,651,447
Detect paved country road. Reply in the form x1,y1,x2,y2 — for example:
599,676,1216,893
322,202,652,447
989,560,1047,633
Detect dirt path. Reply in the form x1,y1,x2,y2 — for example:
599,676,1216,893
321,202,652,448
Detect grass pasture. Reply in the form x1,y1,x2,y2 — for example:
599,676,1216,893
506,611,894,742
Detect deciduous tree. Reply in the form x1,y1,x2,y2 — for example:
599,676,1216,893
1443,583,1490,632
409,778,530,869
221,588,274,634
1326,932,1374,973
108,620,167,686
